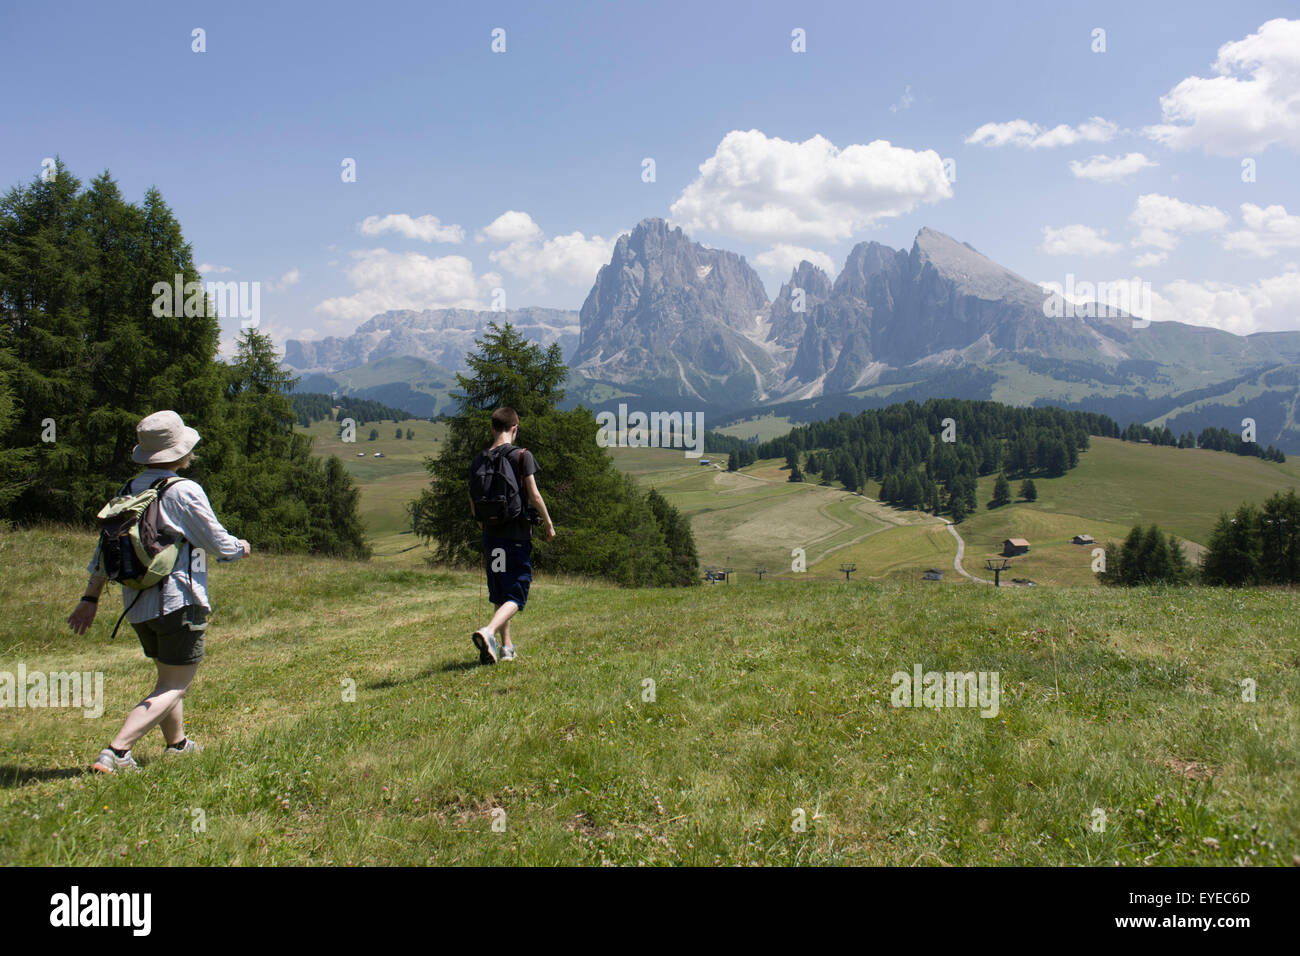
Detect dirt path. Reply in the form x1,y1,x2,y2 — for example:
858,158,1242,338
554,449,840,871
718,467,966,570
946,522,993,584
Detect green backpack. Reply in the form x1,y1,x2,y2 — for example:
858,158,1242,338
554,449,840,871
96,476,186,637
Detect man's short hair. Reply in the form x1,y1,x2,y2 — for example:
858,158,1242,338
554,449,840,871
491,407,519,434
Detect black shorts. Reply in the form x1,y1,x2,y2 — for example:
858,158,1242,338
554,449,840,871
483,535,532,611
132,606,209,665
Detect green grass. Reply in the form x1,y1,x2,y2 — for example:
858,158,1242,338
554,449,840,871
303,418,1300,587
970,437,1300,547
3,527,1296,865
300,417,446,551
713,414,796,442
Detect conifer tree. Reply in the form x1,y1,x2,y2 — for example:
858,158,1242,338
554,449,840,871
414,323,696,585
991,473,1011,508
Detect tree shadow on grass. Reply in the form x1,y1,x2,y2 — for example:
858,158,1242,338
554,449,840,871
0,766,86,789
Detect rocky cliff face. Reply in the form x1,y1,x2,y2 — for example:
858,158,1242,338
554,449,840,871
572,218,775,404
282,307,579,373
283,221,1300,441
784,228,1150,397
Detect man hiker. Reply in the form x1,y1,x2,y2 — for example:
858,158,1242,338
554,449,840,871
66,410,249,773
468,407,555,664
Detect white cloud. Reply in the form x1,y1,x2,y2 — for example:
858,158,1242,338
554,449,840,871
359,214,465,243
265,268,301,292
478,211,613,288
965,116,1117,149
753,244,837,277
1145,18,1300,155
478,210,543,244
1068,152,1157,183
1129,193,1229,251
1041,225,1122,256
198,263,233,274
315,249,501,321
669,129,952,243
1223,203,1300,258
1134,252,1168,268
889,85,914,114
488,230,615,288
1151,269,1300,334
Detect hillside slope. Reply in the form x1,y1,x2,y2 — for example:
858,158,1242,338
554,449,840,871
616,437,1299,587
3,529,1296,866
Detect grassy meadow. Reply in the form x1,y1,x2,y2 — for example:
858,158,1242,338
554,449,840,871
604,436,1299,587
299,417,446,554
2,527,1297,865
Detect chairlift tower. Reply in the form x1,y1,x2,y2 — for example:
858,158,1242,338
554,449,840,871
985,557,1011,587
839,563,856,582
754,567,767,582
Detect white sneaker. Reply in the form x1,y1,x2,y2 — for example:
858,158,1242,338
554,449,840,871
472,628,498,665
162,738,203,757
92,748,140,774
500,645,517,662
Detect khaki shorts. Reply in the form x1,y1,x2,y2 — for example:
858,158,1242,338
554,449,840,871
132,606,209,665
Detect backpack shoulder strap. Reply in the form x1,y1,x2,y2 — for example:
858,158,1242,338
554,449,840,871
149,476,191,544
512,447,528,485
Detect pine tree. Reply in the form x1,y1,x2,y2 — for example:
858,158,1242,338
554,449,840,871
212,329,370,558
413,323,695,585
1118,526,1145,585
1166,532,1192,584
1201,505,1262,586
1138,524,1172,583
991,473,1011,508
1260,489,1300,584
1020,478,1037,502
947,487,968,522
646,487,699,587
901,471,924,509
0,352,33,513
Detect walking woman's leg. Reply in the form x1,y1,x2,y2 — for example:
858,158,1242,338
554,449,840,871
110,661,200,751
159,693,186,746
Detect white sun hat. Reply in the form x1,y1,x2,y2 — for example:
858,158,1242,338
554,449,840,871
131,410,201,465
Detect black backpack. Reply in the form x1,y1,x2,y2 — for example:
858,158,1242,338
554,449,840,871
469,445,527,528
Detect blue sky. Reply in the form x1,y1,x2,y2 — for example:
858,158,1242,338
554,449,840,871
4,0,1299,352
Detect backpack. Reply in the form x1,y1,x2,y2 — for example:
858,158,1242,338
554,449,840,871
469,446,527,529
96,476,187,639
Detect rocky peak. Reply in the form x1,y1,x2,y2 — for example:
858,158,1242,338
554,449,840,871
769,261,833,348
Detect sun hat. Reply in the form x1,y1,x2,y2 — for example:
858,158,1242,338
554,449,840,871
131,410,201,465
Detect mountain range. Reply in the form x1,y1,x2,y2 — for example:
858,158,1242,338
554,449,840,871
282,218,1300,451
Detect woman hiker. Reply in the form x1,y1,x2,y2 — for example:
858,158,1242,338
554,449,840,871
66,410,250,773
